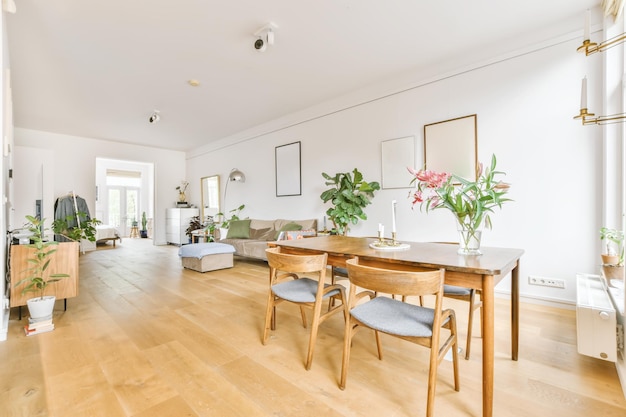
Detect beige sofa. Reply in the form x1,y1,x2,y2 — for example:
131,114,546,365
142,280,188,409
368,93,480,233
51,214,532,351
220,218,317,261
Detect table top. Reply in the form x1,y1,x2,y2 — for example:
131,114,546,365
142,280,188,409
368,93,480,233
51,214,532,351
274,235,524,276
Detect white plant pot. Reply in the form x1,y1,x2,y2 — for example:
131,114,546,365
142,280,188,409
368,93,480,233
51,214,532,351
26,295,56,319
219,228,229,240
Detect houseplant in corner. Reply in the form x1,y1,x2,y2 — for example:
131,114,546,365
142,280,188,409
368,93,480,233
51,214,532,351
409,154,511,255
140,211,148,238
15,216,69,319
600,226,624,282
320,168,380,236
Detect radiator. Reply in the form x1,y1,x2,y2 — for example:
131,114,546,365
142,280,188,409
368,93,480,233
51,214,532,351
576,273,618,362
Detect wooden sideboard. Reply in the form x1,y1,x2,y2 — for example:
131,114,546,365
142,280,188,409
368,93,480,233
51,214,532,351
9,241,80,307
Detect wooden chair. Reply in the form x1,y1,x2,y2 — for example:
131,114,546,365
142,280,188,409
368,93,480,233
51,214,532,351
432,242,483,360
340,258,459,417
443,285,482,360
263,247,348,370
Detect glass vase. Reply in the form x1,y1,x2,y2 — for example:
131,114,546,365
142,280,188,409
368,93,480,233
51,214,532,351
456,218,483,255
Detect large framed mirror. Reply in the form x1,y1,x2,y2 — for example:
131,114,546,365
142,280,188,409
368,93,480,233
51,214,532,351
201,175,220,221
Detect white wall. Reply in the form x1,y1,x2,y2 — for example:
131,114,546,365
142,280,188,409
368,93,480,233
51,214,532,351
14,129,186,245
187,34,602,305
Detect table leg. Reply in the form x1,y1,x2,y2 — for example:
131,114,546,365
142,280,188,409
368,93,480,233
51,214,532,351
482,274,494,417
511,261,519,361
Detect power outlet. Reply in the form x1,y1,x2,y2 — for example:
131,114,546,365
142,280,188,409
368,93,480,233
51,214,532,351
528,275,566,289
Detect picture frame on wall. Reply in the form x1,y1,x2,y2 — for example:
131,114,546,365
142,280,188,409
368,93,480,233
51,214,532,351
424,114,477,180
381,136,415,189
275,141,301,197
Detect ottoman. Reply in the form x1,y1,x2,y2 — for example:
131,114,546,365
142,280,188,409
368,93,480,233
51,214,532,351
178,242,236,272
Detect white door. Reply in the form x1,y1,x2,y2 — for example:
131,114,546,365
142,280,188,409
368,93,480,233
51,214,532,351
107,187,140,237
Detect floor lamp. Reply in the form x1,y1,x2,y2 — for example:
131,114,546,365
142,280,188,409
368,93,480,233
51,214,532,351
222,168,246,217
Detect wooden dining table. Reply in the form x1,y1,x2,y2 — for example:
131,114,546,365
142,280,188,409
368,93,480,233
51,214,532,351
272,235,524,417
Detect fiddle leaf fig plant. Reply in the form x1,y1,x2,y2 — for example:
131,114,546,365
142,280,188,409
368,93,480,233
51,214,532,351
320,168,380,235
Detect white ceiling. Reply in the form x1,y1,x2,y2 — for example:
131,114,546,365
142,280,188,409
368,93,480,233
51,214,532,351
5,0,600,152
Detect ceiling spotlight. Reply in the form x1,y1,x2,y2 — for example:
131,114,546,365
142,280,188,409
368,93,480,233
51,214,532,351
253,22,278,52
149,110,160,124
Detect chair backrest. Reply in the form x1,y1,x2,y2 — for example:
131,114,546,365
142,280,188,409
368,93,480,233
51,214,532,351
266,247,328,275
345,258,444,297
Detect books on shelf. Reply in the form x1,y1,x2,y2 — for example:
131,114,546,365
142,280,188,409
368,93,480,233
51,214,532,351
24,314,55,336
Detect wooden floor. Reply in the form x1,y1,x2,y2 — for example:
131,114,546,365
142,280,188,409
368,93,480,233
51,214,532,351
1,238,625,417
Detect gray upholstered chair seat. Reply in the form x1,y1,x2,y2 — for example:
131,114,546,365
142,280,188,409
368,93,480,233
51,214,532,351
443,285,472,296
272,277,340,303
351,297,449,338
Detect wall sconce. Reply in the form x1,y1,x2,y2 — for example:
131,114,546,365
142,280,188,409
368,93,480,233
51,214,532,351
574,9,626,125
573,76,626,125
577,9,626,55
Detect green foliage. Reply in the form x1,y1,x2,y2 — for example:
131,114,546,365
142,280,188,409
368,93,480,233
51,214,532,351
15,216,69,300
216,204,246,229
51,212,101,242
410,154,511,232
141,212,148,231
600,227,624,266
320,168,380,236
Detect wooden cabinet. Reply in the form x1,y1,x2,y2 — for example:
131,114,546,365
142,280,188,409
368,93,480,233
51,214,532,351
9,241,80,307
166,208,199,245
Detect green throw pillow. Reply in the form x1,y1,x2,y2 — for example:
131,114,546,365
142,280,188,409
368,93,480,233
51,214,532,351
274,222,302,240
226,219,252,239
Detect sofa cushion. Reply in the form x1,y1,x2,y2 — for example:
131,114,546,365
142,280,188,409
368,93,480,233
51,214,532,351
274,222,302,240
275,218,317,231
226,219,252,239
250,227,274,240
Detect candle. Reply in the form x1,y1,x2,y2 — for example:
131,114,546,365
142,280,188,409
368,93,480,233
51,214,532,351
584,9,590,41
378,223,384,236
323,216,327,230
580,76,587,110
391,200,397,233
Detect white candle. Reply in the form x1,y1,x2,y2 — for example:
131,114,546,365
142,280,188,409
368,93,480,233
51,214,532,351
323,216,327,229
391,200,397,233
580,76,587,110
584,9,590,41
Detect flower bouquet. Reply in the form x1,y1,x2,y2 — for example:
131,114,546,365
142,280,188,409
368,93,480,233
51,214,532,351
408,154,511,254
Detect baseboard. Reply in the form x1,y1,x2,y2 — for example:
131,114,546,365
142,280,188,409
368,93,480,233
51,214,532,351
495,289,576,310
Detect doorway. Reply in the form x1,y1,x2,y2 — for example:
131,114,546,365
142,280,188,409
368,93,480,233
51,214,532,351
107,186,140,237
95,158,154,239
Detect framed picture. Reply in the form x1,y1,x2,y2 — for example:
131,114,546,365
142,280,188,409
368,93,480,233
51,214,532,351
424,114,477,180
275,141,301,197
381,136,415,189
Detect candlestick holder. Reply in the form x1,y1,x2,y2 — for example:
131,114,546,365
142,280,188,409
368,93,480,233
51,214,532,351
574,108,626,125
369,232,410,251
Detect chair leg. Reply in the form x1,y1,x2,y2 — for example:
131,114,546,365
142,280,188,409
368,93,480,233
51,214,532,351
465,290,475,360
305,299,324,370
374,330,383,360
450,312,460,391
340,318,356,390
426,338,439,417
263,293,276,345
299,306,308,328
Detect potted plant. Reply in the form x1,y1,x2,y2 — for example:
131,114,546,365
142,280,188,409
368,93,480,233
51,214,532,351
15,216,70,319
140,212,148,238
600,227,624,280
409,154,511,255
320,168,380,236
215,204,245,240
52,212,101,242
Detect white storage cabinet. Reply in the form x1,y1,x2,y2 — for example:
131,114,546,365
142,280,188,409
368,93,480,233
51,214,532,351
166,208,199,245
